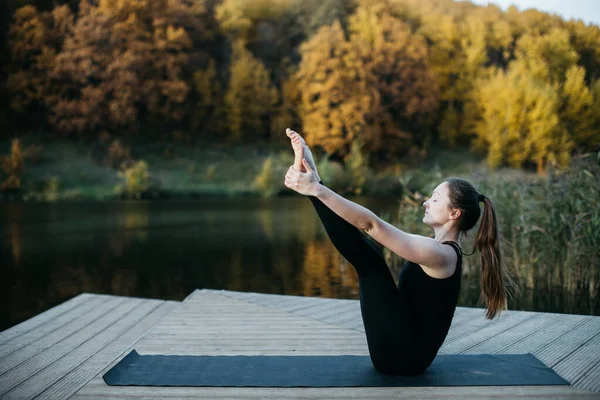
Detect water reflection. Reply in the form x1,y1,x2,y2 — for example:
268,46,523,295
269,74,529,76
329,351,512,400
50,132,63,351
1,198,598,331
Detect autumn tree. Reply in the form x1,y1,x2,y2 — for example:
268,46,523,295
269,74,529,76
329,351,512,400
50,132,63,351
413,2,513,145
215,0,290,72
6,5,73,117
473,63,572,173
269,58,303,145
225,40,279,142
560,65,598,149
192,59,228,139
565,20,600,83
49,0,213,136
295,2,438,163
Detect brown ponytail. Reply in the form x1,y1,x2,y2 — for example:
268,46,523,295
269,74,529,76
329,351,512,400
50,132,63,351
444,177,519,320
473,197,518,319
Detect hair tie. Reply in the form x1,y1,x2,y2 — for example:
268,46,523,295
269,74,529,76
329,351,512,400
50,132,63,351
478,193,485,202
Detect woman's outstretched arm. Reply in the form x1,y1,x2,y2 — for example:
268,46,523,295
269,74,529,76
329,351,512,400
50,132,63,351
285,159,453,269
315,184,450,268
313,183,379,232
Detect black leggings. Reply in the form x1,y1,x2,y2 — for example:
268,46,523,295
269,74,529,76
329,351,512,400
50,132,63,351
308,182,424,375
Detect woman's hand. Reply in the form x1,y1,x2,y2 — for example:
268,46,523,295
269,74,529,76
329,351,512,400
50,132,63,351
284,159,320,196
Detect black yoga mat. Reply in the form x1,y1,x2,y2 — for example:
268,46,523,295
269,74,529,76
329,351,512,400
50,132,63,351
103,350,569,387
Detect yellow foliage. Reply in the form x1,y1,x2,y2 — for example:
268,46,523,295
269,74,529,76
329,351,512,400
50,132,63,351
295,5,438,162
225,40,279,141
474,64,572,173
215,0,289,39
514,28,579,83
561,65,595,146
117,160,151,199
192,59,227,136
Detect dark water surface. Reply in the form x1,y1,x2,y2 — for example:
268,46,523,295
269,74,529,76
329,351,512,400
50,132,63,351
1,198,597,331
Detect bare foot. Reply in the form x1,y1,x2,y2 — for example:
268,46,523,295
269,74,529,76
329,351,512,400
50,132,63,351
286,128,321,182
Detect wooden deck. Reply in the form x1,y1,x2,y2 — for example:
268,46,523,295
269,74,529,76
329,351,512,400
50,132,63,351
0,289,599,399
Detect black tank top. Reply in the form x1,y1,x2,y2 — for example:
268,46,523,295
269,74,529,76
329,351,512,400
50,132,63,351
396,241,462,363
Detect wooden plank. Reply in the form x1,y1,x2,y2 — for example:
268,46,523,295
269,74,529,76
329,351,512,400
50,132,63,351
440,311,535,353
132,292,366,357
349,321,366,331
554,331,600,384
250,294,321,309
282,299,335,313
321,308,361,325
0,295,109,359
292,302,349,319
276,298,334,312
535,317,600,367
575,359,600,392
0,297,144,397
4,299,167,400
0,293,96,345
501,314,591,354
34,301,179,400
74,377,599,399
0,297,126,376
445,308,487,331
307,303,359,321
256,297,316,310
463,312,564,354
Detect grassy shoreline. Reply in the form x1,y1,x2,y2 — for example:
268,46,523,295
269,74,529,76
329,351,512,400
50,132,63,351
0,134,549,202
1,135,407,202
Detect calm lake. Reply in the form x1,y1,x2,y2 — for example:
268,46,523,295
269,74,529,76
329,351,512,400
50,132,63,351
2,197,598,331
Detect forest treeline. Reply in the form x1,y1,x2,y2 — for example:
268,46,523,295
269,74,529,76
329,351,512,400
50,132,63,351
3,0,600,172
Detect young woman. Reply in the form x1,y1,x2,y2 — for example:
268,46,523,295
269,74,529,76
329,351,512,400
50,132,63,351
283,128,517,375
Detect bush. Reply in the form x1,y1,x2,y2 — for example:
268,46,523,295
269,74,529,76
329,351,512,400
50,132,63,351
116,160,152,199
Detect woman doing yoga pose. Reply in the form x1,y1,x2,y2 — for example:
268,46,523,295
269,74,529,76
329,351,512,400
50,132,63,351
283,128,518,375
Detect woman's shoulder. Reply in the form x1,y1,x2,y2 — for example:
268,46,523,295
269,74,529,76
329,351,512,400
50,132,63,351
420,241,461,280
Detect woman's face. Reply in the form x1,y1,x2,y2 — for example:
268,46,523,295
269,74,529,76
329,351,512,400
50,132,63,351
422,182,458,228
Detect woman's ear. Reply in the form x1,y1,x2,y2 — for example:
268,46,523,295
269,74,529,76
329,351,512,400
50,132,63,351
449,208,461,220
